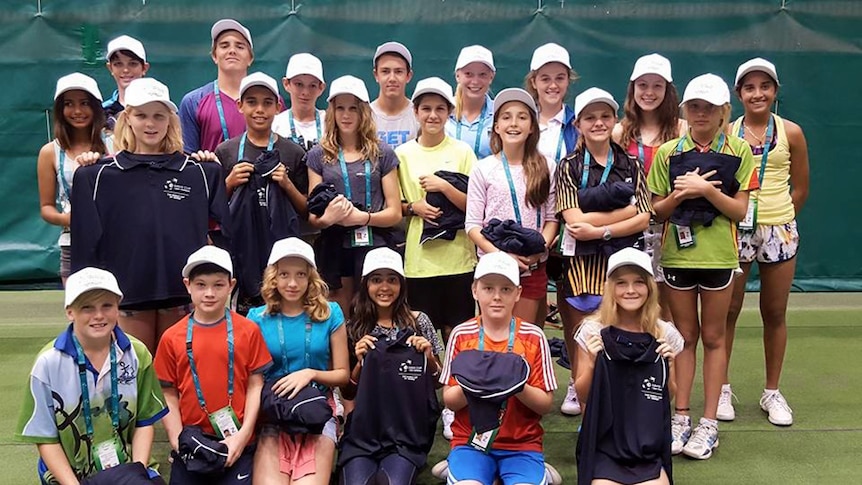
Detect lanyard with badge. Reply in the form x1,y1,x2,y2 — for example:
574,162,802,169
288,110,322,147
187,311,240,438
468,317,516,453
502,153,542,272
73,335,127,470
277,314,325,390
670,133,728,249
213,81,231,143
338,149,373,247
455,102,487,157
736,115,773,232
237,131,276,161
557,148,616,256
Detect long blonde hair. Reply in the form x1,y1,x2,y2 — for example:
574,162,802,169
592,266,663,339
260,261,331,322
319,99,380,164
113,106,183,154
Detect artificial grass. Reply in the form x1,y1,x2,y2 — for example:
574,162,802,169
2,291,861,484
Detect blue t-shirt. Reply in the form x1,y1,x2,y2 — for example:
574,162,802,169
247,302,344,381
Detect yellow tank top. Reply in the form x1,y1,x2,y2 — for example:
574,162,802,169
731,114,795,225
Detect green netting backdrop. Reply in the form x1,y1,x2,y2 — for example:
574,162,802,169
1,0,859,289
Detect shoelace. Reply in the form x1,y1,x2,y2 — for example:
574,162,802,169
719,388,738,406
671,417,690,439
565,383,578,401
763,393,793,414
687,424,716,447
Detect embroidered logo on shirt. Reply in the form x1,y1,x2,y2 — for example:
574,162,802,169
257,187,267,207
117,361,137,385
398,358,424,382
163,178,192,200
641,376,664,402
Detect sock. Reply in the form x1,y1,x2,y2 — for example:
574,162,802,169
673,413,691,423
700,417,719,427
722,383,732,391
764,388,779,396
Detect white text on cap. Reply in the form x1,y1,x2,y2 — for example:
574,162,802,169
630,53,672,82
124,78,178,112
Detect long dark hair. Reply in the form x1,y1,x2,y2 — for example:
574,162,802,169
619,80,680,149
489,102,550,209
53,91,107,153
347,272,417,345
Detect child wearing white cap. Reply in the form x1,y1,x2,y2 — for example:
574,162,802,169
465,87,559,328
245,237,349,484
339,247,443,483
371,41,419,148
438,251,559,485
71,77,231,353
574,247,682,484
16,268,167,483
37,73,113,285
724,58,809,427
179,19,256,153
445,45,496,159
647,74,758,460
613,53,686,326
306,75,404,317
525,42,580,164
103,35,150,131
272,53,328,151
555,87,654,418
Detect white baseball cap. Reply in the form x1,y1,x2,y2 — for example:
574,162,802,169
240,72,279,99
327,75,370,103
124,78,178,112
182,245,233,278
54,73,103,102
493,88,538,116
106,35,147,62
374,41,412,69
630,53,672,82
574,87,619,119
411,77,455,106
735,57,780,87
361,247,405,277
530,43,571,71
455,45,495,72
211,19,253,51
680,73,730,107
65,267,123,307
474,252,520,286
606,247,654,277
267,237,316,268
285,53,324,83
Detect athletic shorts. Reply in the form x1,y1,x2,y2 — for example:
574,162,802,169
643,221,665,283
520,262,548,301
446,446,547,485
662,268,736,291
170,443,255,484
407,273,475,331
60,246,71,279
738,220,799,264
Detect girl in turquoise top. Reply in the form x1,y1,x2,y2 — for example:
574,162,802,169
247,237,349,484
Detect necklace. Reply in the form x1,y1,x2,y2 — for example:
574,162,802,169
743,122,768,145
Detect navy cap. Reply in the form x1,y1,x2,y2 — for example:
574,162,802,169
451,350,530,433
177,426,228,474
261,383,333,435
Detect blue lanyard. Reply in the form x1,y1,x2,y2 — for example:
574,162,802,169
676,132,726,155
338,150,372,211
288,110,322,143
238,131,276,160
636,137,646,165
737,115,774,185
478,317,516,352
277,314,314,372
72,335,119,436
213,81,231,143
58,149,72,198
186,311,234,413
501,153,541,229
554,126,566,162
581,149,615,189
455,102,488,157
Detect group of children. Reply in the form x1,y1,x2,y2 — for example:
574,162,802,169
25,17,809,485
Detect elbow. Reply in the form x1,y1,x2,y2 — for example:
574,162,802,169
333,369,350,387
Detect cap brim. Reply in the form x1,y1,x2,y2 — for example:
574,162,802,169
411,87,454,106
735,67,780,87
240,81,278,98
493,90,537,116
65,285,123,306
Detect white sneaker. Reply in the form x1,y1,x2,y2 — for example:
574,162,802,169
670,414,691,455
760,390,793,426
431,459,449,479
544,463,562,485
441,408,455,440
560,378,582,416
682,419,719,460
717,384,737,421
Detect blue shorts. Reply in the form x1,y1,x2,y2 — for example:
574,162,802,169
565,293,602,313
446,445,547,485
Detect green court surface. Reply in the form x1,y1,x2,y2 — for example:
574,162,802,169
2,291,861,484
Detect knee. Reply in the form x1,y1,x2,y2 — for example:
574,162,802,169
701,330,725,350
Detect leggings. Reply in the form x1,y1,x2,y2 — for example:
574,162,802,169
340,454,417,485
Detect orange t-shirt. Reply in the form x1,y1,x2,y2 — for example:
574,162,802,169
439,317,558,452
154,311,272,435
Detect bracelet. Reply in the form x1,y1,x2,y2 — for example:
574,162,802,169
349,378,359,386
365,211,372,226
674,407,690,412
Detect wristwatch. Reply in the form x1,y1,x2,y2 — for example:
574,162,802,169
602,226,612,241
407,202,415,216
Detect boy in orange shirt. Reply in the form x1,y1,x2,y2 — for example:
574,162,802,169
439,252,558,485
154,246,272,484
